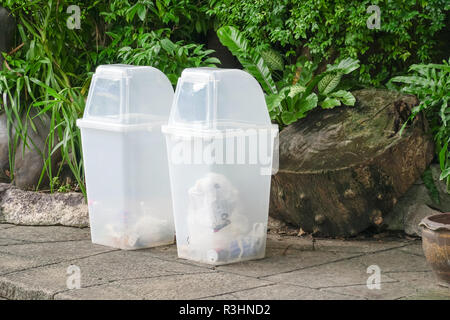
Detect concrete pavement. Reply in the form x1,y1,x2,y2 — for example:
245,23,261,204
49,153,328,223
0,223,449,300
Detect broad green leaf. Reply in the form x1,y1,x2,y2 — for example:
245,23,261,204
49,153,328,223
297,93,318,114
203,57,221,65
318,73,342,95
160,38,176,55
391,75,433,87
137,5,147,21
326,57,360,75
331,90,356,106
217,26,277,94
440,168,450,180
288,84,305,98
281,111,297,125
266,87,289,112
321,97,341,109
261,48,284,71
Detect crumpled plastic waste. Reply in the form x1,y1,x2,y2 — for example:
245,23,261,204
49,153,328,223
184,172,265,263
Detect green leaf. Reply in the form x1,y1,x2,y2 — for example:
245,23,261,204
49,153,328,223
326,57,360,75
281,111,297,125
160,38,176,55
297,93,318,114
331,90,356,106
440,168,450,180
137,5,147,21
439,140,448,171
391,75,433,87
321,97,341,109
288,84,305,98
439,99,448,126
266,87,289,112
217,26,277,94
318,73,342,95
261,48,284,71
203,57,221,65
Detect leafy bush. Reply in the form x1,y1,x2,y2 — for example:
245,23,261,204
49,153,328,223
0,0,94,193
391,59,450,191
208,0,449,86
0,0,219,193
217,26,359,125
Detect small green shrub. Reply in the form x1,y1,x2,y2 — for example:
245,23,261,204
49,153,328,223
208,0,449,86
391,59,450,191
0,0,219,194
217,26,359,126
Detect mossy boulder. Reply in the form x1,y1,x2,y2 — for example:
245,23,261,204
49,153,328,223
269,89,434,237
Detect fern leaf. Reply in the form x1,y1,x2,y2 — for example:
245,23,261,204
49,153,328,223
217,26,277,94
261,48,284,71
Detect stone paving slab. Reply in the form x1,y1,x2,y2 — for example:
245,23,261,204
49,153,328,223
397,243,425,257
356,246,431,273
55,273,272,300
0,225,90,243
202,284,361,300
0,224,449,300
263,258,398,289
0,238,25,246
0,252,39,275
267,235,410,254
0,240,114,276
215,248,358,278
321,278,449,300
0,224,16,230
0,250,215,299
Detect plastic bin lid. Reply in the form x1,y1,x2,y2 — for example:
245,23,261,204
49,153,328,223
164,68,273,133
77,64,174,131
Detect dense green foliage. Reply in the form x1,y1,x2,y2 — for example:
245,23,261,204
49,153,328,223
208,0,449,86
0,1,448,193
217,26,359,125
391,60,450,190
0,0,217,192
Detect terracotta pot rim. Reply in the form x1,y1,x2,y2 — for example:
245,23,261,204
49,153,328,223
419,212,450,231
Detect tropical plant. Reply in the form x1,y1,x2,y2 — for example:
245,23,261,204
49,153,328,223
217,26,360,125
0,0,92,193
391,59,450,191
0,0,219,194
208,0,449,86
116,29,220,84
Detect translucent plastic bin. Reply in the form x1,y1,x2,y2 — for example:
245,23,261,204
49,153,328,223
162,68,278,265
77,64,175,250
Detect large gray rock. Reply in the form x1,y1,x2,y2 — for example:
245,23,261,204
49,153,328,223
12,110,61,190
0,113,12,182
0,6,16,69
0,183,88,227
269,89,434,237
1,108,62,190
383,165,450,236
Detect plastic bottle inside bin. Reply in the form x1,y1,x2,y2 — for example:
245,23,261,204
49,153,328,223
77,64,175,250
163,68,278,265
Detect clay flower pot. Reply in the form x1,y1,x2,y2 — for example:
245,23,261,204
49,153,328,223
419,213,450,287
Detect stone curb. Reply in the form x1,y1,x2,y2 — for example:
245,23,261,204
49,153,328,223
0,183,88,227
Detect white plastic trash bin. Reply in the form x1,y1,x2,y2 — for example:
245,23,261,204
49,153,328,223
162,68,278,265
77,64,175,250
